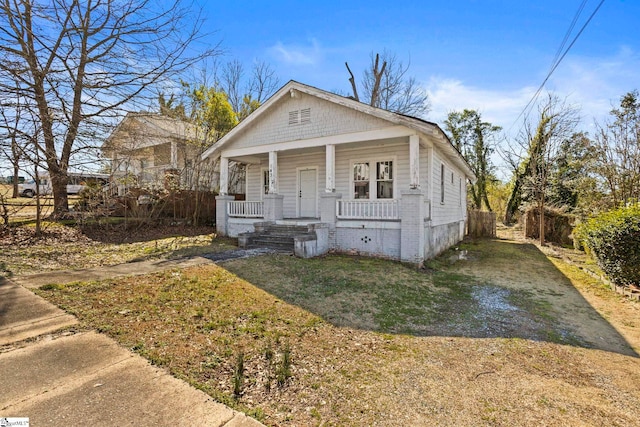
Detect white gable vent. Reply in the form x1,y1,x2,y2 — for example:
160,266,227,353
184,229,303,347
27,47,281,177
288,108,311,125
289,110,299,125
300,108,311,123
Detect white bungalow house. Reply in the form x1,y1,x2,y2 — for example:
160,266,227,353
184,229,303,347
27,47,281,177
202,81,476,265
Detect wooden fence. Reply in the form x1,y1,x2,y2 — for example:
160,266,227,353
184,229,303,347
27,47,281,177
467,210,497,238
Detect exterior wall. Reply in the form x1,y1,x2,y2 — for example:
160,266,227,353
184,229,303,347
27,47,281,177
335,220,401,259
228,218,260,237
334,141,409,198
424,221,465,260
228,93,392,151
430,151,467,227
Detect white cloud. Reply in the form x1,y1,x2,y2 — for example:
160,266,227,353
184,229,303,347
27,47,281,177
427,47,640,134
268,38,322,66
426,77,537,132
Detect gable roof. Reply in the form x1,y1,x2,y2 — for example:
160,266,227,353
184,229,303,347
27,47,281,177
201,80,475,180
102,112,195,152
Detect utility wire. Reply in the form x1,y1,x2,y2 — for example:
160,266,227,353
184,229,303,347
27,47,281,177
508,0,606,133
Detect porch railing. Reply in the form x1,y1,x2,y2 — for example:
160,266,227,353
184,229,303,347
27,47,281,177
228,201,264,218
336,199,400,220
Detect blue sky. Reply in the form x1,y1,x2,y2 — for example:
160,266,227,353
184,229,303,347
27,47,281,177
199,0,639,148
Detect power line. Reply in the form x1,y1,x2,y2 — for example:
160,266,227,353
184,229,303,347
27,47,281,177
508,0,606,133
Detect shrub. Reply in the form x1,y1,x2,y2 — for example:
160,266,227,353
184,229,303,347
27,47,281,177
574,204,640,287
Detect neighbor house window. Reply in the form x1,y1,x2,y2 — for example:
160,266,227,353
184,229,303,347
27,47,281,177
440,163,445,204
353,160,394,199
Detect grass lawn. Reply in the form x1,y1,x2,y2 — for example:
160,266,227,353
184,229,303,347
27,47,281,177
35,238,640,426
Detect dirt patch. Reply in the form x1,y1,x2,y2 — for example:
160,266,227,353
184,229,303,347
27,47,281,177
0,223,234,277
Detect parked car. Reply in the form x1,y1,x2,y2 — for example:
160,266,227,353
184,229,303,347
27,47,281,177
18,173,109,197
1,176,25,184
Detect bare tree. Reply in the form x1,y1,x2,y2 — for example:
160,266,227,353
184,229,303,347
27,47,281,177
504,95,579,243
592,90,640,208
345,50,430,118
0,0,219,216
220,59,280,121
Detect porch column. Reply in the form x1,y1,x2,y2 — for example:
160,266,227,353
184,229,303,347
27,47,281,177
409,135,420,189
215,194,234,236
265,150,283,221
219,156,229,195
320,192,341,248
325,144,335,192
170,140,178,168
268,151,278,194
400,189,425,266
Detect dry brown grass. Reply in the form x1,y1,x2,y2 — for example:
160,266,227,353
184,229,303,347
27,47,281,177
34,234,640,426
0,223,235,277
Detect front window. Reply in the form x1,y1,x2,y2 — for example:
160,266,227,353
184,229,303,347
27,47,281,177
353,162,369,199
376,161,393,199
353,160,393,199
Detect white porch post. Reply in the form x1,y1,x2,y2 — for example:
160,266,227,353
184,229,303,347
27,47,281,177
325,144,335,192
264,150,284,221
220,156,229,195
268,151,278,194
170,140,178,168
409,135,420,189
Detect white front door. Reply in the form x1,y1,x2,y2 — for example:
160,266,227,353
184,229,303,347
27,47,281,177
298,168,317,217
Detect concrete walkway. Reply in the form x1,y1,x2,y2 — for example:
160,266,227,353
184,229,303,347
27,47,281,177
0,256,265,427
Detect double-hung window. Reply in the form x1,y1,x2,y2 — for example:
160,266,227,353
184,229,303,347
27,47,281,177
352,160,394,199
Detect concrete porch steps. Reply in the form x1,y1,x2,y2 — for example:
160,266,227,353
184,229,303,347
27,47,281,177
239,223,316,252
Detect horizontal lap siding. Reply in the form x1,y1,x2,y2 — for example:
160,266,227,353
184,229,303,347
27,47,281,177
431,152,466,226
245,165,263,201
229,94,391,151
278,151,325,218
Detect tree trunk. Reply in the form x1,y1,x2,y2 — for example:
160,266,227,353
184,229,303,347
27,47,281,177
50,172,69,218
539,199,545,246
12,162,20,199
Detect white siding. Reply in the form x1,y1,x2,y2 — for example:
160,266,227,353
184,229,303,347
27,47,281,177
227,93,392,151
431,152,467,226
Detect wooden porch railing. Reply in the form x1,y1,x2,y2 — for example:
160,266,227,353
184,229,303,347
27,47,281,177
336,199,400,220
228,201,264,218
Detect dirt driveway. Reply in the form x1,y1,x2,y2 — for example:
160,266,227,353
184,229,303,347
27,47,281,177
446,236,639,357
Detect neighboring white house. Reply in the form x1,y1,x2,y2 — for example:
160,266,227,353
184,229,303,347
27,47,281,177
102,112,245,194
202,80,476,265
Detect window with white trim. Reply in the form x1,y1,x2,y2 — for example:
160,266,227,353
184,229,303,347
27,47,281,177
352,160,394,199
440,163,445,204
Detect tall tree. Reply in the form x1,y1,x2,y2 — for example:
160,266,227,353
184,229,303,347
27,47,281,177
445,109,501,211
504,95,579,243
0,0,217,215
345,50,430,118
592,90,640,208
547,132,595,211
220,60,280,121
